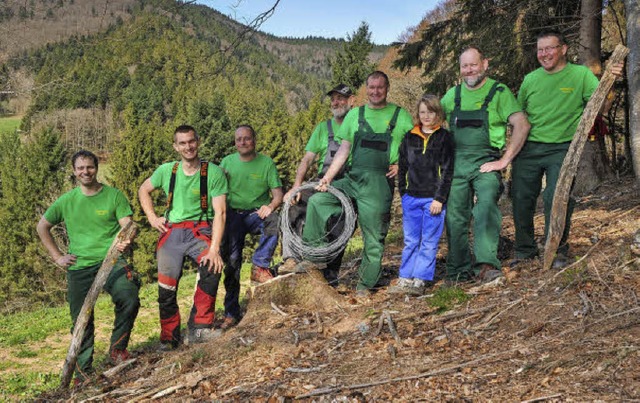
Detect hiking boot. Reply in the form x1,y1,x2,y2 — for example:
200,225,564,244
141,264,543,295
251,265,274,284
509,256,538,269
355,288,371,299
407,279,428,296
188,327,222,344
109,348,130,364
278,258,299,275
387,277,413,294
220,316,238,331
73,377,88,388
552,253,570,270
476,264,503,283
158,340,179,352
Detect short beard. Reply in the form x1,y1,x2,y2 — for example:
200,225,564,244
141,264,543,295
331,105,350,119
464,72,487,88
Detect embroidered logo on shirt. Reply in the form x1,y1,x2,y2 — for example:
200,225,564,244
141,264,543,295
560,87,575,94
95,209,108,216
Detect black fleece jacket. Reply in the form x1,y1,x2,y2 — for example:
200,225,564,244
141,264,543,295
398,125,454,203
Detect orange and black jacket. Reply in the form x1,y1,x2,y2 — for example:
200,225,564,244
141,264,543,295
398,125,454,203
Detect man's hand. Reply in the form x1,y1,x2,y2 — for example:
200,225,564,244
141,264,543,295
430,200,443,215
116,239,132,253
479,158,508,173
201,249,224,274
256,205,273,219
610,61,624,78
149,216,168,233
284,187,302,205
55,254,77,268
315,177,331,192
386,164,399,178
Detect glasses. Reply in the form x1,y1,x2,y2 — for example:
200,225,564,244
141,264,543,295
537,45,562,54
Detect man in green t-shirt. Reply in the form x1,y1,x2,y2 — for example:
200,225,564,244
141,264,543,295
219,124,283,329
139,125,228,349
303,71,414,295
441,46,530,283
513,30,623,268
281,83,354,283
37,150,140,385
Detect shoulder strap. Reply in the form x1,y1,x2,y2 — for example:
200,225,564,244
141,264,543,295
454,85,462,109
357,106,367,131
481,81,503,110
164,162,180,218
387,106,401,134
199,160,209,222
326,119,334,140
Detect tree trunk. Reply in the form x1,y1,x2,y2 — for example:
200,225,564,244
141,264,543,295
628,0,640,180
575,0,612,195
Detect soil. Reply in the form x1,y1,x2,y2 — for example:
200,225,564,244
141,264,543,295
42,175,640,402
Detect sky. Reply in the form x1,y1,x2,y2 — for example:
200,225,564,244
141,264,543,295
196,0,442,45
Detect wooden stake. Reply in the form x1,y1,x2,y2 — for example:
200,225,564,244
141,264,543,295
543,44,629,270
60,221,137,389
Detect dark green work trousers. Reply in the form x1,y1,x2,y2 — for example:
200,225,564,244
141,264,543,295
511,141,574,259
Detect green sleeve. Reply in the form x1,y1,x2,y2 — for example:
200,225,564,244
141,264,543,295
583,69,599,102
113,189,133,220
335,108,358,144
441,87,456,121
43,195,65,225
517,75,531,110
390,108,415,164
305,122,325,154
266,159,282,189
150,163,170,190
207,164,228,198
496,84,522,122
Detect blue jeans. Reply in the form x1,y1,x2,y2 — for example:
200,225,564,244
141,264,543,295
399,194,445,281
223,208,279,319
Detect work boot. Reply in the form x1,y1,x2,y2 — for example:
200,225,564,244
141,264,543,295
158,339,180,352
188,327,222,344
278,258,299,275
220,316,238,331
109,348,130,365
251,265,274,284
551,253,570,270
387,277,412,294
476,264,503,283
407,279,428,296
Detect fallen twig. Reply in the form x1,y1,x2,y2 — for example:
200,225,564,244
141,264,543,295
151,385,183,399
473,298,524,330
384,310,402,346
285,364,329,373
102,358,137,378
520,393,563,403
315,311,323,333
271,301,288,316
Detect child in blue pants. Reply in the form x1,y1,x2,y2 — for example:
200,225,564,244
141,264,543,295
391,94,454,295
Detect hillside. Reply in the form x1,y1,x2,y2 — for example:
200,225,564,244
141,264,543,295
40,175,640,401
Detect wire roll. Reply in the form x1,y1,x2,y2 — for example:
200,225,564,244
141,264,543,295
280,182,356,262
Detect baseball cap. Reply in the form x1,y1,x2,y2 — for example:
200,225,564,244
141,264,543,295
326,84,353,97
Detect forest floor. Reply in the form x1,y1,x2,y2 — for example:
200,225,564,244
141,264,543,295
41,175,640,402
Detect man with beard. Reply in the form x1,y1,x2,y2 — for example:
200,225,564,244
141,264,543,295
280,84,354,284
139,125,228,349
512,31,623,269
303,71,414,295
441,46,530,283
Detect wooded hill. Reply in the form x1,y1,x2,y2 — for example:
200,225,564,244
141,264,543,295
0,0,388,309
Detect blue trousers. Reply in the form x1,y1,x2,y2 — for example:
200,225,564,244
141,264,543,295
223,208,279,319
399,194,445,281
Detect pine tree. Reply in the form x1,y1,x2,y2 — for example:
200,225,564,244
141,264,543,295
330,22,376,91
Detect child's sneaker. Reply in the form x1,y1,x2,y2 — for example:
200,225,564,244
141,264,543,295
387,277,413,294
407,279,428,296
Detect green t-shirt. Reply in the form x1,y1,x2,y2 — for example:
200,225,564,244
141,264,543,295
518,63,599,143
441,78,522,149
220,153,282,210
336,103,414,164
43,185,132,270
305,118,342,172
150,161,228,223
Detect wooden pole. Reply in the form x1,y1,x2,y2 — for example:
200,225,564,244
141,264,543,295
543,44,629,270
60,221,137,388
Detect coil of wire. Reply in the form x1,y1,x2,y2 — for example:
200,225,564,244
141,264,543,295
280,182,356,262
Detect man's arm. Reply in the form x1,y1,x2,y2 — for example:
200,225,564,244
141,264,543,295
257,187,283,219
115,215,134,252
36,216,76,268
138,178,167,233
202,194,226,273
284,151,316,203
317,140,351,191
480,111,530,173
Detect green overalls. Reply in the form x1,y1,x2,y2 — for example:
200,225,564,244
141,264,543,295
303,106,400,290
445,82,503,280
